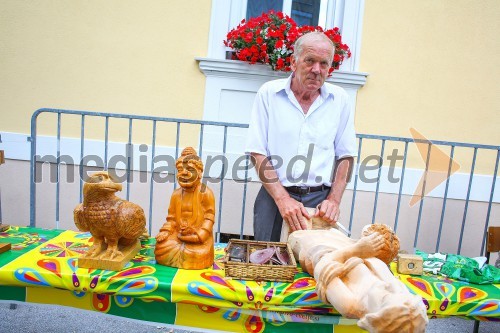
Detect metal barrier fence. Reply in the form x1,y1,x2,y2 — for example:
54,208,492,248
29,108,250,242
29,108,499,256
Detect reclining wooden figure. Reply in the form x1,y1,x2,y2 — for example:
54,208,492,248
74,171,146,271
288,224,428,333
155,147,216,269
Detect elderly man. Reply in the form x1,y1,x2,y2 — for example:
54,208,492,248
246,32,357,241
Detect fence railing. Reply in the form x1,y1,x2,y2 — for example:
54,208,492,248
29,108,499,256
349,134,499,256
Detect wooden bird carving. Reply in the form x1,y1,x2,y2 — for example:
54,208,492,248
74,171,146,260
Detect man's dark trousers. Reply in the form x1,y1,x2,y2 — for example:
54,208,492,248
253,185,330,241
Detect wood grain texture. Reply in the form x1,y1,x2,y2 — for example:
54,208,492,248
154,147,216,270
78,240,141,271
73,171,146,263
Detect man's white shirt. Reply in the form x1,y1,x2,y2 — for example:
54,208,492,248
245,75,357,187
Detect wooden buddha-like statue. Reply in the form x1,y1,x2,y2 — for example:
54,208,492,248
154,147,215,269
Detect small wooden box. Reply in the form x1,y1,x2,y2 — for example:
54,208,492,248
397,254,423,275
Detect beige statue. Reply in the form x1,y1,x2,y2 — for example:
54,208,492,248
74,171,146,270
288,225,428,333
154,147,216,269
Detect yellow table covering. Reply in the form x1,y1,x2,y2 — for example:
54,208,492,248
0,226,498,333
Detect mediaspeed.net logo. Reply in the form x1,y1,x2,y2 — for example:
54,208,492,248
29,128,461,206
409,128,460,207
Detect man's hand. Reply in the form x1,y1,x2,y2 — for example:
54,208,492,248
276,196,310,231
250,153,312,232
315,199,340,225
317,156,354,225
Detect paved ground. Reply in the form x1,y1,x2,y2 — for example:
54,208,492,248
0,302,222,333
1,301,499,332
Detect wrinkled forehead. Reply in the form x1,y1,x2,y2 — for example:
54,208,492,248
299,41,334,59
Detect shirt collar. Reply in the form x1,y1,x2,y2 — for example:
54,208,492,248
278,74,335,100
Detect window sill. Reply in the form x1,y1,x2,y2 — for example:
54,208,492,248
196,57,368,89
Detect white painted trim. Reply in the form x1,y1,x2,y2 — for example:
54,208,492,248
333,0,365,71
318,0,329,27
283,0,293,16
1,131,499,203
229,0,247,33
353,0,365,71
0,132,31,161
207,0,233,58
324,0,336,30
196,57,368,89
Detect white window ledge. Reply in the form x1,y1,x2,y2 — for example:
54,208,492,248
196,57,368,89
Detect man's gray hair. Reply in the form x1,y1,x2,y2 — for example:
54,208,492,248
293,31,335,63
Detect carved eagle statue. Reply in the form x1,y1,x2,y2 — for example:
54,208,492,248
74,171,146,260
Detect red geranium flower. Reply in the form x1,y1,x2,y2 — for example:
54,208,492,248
276,58,285,68
223,10,350,73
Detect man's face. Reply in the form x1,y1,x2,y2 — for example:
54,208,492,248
291,41,333,92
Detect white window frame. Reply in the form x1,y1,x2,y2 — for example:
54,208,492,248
207,0,365,72
198,0,368,147
236,0,330,27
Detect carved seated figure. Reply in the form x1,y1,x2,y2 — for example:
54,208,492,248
288,225,428,333
154,147,215,269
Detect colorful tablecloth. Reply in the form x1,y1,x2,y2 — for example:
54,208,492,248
0,226,499,333
392,263,500,320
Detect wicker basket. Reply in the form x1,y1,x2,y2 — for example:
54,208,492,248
223,239,298,282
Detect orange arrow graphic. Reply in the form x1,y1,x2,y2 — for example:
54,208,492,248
409,128,460,207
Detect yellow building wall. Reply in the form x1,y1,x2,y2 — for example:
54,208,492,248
1,0,498,167
0,0,211,144
357,0,499,146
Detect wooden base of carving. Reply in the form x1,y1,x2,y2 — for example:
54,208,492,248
0,224,10,232
0,243,11,254
78,241,141,271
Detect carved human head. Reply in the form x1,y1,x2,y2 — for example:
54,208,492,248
175,147,204,189
361,224,400,265
358,285,428,333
